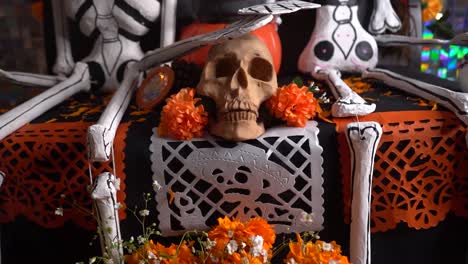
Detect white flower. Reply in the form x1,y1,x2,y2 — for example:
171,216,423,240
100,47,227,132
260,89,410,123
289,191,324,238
138,261,145,264
300,211,315,224
89,257,97,264
240,242,247,249
55,207,64,216
139,209,150,216
152,180,162,191
250,235,264,257
322,242,333,252
210,255,219,263
286,258,297,264
226,239,238,255
205,238,216,250
329,260,338,264
137,235,146,244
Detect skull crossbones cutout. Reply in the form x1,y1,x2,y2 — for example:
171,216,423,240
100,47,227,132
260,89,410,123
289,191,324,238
197,34,278,141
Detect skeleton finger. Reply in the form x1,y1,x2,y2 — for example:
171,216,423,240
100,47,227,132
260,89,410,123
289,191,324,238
313,69,376,117
88,63,140,162
0,62,91,141
136,15,273,71
346,122,382,264
368,0,401,34
91,172,123,264
0,69,65,87
238,0,320,15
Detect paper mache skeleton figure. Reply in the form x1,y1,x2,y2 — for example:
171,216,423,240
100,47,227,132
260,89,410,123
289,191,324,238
297,1,467,264
0,0,276,163
298,0,468,140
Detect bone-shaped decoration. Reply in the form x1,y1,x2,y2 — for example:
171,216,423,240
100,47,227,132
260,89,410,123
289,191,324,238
161,0,177,47
91,172,123,263
238,0,321,15
368,0,401,35
0,171,4,188
0,69,65,88
346,121,382,264
0,63,91,141
313,69,376,117
51,0,75,77
298,0,378,74
363,68,468,126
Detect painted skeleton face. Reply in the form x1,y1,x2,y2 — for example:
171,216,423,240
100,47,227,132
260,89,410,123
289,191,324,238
298,0,378,73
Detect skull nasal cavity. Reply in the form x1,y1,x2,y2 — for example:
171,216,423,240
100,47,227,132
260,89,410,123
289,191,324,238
215,57,239,78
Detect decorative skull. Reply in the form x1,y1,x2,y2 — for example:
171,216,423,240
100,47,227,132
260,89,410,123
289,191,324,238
197,34,278,141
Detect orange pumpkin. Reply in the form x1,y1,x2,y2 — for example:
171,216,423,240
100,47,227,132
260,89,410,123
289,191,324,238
178,21,282,73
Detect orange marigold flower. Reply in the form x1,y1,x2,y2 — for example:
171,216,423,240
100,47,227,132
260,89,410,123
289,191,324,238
422,0,443,22
266,83,317,127
125,240,197,264
206,217,275,264
158,88,208,140
284,234,350,264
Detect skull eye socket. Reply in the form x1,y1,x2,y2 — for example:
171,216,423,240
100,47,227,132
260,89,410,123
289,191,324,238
248,57,273,82
215,57,239,78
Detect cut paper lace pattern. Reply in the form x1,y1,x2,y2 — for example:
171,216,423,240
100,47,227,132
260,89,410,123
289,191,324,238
336,110,467,232
150,122,324,236
0,122,129,229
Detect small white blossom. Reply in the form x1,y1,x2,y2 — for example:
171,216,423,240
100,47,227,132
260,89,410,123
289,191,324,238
152,180,162,191
250,235,264,257
129,236,135,243
329,260,338,264
205,238,216,250
139,209,150,216
137,235,146,244
210,255,219,263
240,242,247,249
89,257,96,264
286,258,298,264
226,239,238,255
322,242,333,252
138,261,145,264
148,250,157,259
55,207,64,216
300,211,315,224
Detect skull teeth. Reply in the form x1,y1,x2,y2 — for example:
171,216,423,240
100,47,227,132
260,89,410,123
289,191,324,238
223,111,257,121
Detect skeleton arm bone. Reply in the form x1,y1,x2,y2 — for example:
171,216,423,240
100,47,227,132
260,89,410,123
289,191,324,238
0,69,65,87
161,0,177,47
51,0,75,76
363,68,468,125
313,69,376,117
87,63,140,162
374,33,468,47
0,63,90,141
136,15,273,71
91,172,123,264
